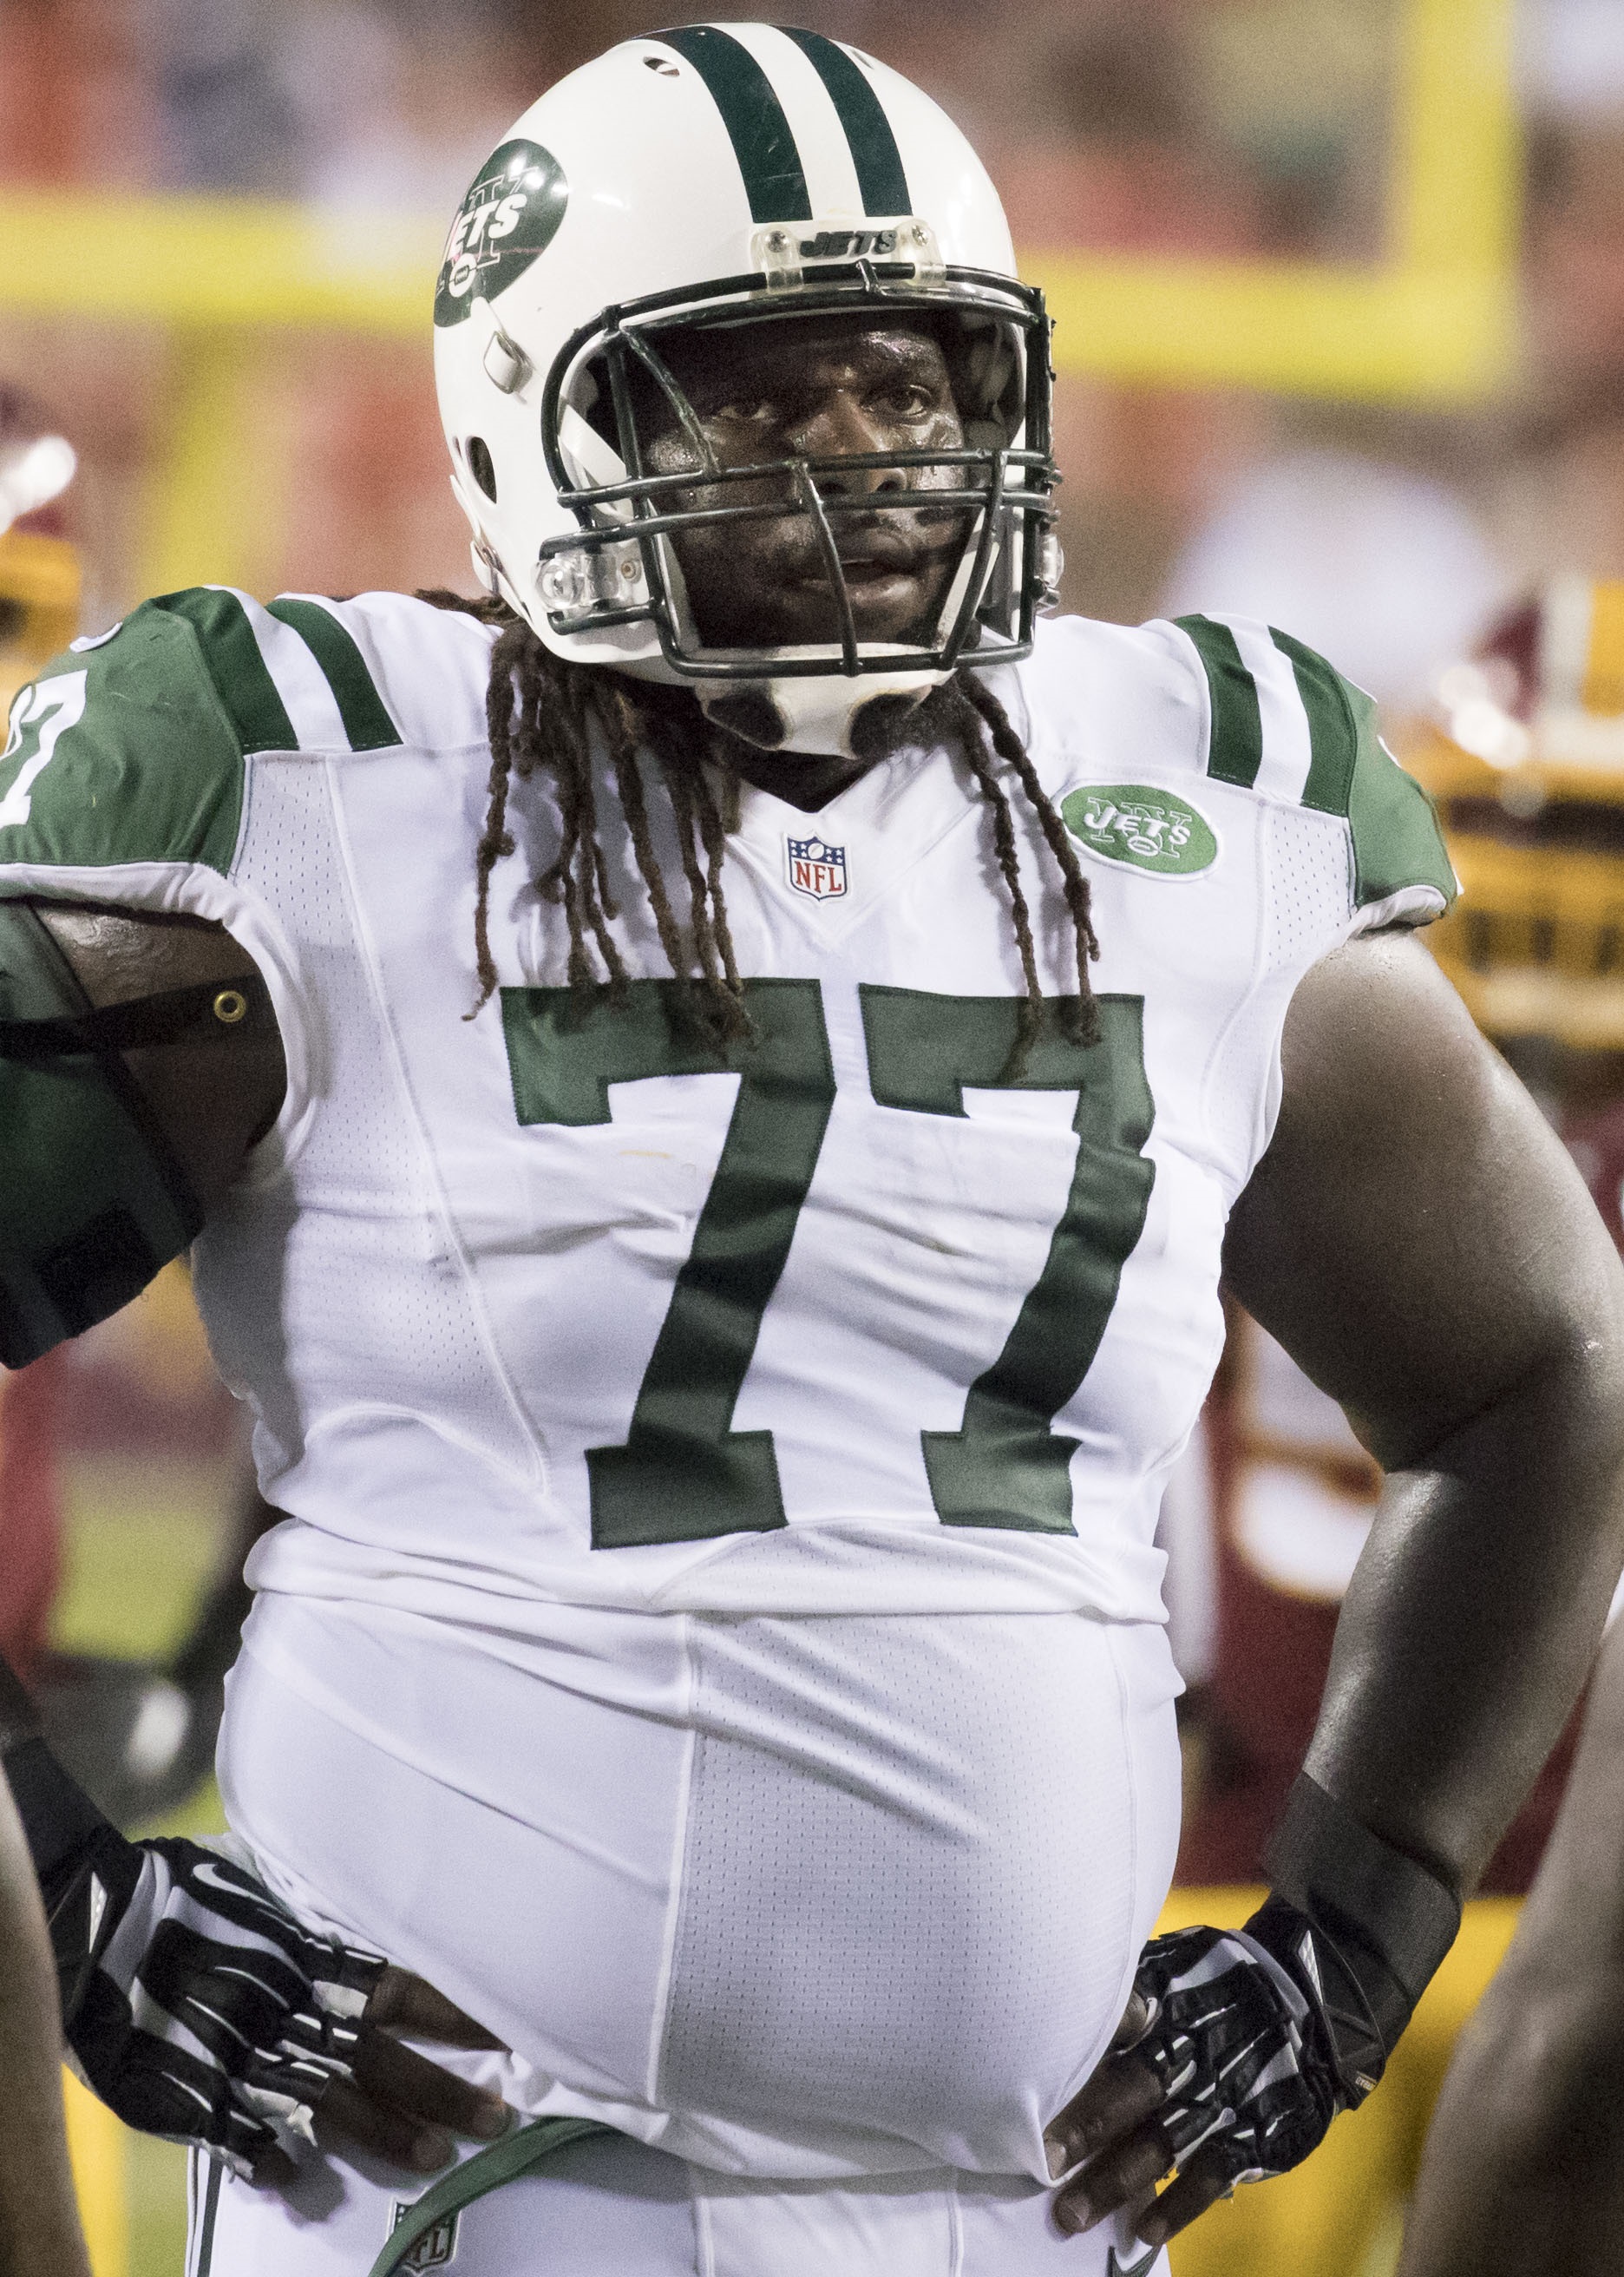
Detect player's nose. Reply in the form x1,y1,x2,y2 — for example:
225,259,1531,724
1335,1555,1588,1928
798,389,907,496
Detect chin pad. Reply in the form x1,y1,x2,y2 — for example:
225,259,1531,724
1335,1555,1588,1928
0,900,204,1365
695,668,945,759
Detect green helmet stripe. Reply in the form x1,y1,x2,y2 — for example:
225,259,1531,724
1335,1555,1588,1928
1175,614,1264,790
150,589,298,755
782,30,910,217
657,25,812,224
267,598,402,751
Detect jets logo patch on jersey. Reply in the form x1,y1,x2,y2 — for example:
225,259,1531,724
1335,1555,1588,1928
1061,783,1218,879
786,834,848,899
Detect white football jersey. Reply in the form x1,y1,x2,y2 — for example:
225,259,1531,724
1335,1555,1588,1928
0,590,1454,1628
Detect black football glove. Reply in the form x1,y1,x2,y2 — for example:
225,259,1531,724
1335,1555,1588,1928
1107,1917,1341,2192
1046,1775,1462,2247
3,1722,387,2178
50,1822,386,2175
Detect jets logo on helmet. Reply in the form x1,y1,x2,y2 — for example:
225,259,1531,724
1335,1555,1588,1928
433,140,569,328
432,23,1063,758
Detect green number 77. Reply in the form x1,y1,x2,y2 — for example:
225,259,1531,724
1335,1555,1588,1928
501,979,1155,1549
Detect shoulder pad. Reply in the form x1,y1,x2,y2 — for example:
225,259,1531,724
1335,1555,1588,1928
1173,613,1457,916
0,587,410,879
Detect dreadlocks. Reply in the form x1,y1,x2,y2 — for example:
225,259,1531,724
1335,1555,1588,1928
421,592,1100,1052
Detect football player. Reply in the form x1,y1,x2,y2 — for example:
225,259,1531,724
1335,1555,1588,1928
3,28,1624,2277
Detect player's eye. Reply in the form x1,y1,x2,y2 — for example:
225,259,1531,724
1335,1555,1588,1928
874,384,939,420
710,397,782,427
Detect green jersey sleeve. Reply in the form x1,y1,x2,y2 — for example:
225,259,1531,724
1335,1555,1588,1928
0,588,301,878
1175,613,1458,919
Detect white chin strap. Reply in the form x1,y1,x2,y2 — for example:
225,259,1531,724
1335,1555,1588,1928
695,666,947,758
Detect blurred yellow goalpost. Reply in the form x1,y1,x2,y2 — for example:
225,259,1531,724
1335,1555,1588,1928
0,0,1518,392
3,1,1516,2270
0,0,1518,606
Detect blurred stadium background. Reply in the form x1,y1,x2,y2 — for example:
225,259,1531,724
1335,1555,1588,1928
4,0,1623,2270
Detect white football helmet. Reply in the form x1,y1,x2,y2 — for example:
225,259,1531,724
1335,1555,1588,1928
431,23,1060,756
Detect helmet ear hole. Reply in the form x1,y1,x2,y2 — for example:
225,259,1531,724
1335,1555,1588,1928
468,436,498,502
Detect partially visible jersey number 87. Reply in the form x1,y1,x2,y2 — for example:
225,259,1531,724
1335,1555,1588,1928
0,671,87,830
501,979,1156,1549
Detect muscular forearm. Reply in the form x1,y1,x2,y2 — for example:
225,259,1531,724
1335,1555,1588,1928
1306,1340,1624,1892
0,1776,90,2277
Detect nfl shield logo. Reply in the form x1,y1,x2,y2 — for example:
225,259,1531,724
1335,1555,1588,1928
390,2204,460,2270
785,835,848,900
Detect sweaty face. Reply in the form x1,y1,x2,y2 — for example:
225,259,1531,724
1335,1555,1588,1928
636,316,971,652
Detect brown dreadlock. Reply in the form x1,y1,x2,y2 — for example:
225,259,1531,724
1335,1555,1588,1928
419,591,1101,1052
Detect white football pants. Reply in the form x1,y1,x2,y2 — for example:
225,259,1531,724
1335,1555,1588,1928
216,1597,1182,2244
187,2126,1172,2277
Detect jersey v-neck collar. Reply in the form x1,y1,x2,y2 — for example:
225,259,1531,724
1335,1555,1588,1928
722,739,984,943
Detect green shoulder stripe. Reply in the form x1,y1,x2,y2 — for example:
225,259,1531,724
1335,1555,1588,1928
151,588,298,756
268,598,401,751
1345,681,1457,911
1175,614,1263,790
1268,628,1456,911
1268,627,1358,816
0,598,247,876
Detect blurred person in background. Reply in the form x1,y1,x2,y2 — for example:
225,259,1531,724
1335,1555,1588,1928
1388,574,1624,2275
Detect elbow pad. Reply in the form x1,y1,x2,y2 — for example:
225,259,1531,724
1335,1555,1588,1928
0,899,267,1365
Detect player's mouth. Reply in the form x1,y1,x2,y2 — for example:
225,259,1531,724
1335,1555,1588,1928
794,529,955,600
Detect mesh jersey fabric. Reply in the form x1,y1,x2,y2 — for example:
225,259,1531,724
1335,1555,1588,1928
193,751,529,1496
0,585,1452,2201
220,1593,1182,2180
0,592,1454,1627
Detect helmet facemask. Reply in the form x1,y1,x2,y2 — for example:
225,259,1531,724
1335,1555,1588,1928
534,261,1061,755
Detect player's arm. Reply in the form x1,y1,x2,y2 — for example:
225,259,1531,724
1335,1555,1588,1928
1,1637,513,2185
1048,928,1624,2246
0,1770,89,2277
1229,927,1624,1892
